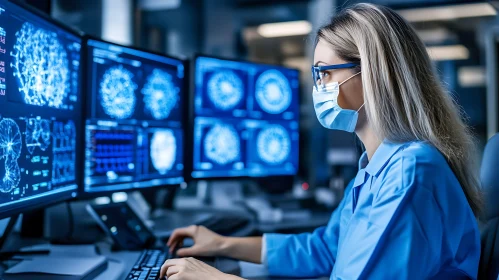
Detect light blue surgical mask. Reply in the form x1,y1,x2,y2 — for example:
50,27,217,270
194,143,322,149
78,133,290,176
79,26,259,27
312,72,363,132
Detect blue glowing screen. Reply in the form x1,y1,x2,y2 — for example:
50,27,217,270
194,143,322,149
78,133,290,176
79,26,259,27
0,0,81,214
192,57,299,178
85,39,184,193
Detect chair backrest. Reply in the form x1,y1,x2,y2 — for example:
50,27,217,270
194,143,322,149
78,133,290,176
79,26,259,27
479,133,499,280
481,133,499,221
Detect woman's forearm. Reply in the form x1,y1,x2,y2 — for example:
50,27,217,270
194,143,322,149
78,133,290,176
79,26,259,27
220,237,262,264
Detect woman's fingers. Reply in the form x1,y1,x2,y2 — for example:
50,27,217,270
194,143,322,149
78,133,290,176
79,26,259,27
167,226,198,247
166,265,181,277
160,259,183,278
176,246,202,257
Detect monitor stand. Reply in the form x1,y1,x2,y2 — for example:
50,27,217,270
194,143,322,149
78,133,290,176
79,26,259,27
196,180,244,207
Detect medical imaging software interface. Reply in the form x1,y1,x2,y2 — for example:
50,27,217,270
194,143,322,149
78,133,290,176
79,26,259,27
192,56,299,178
85,40,184,193
0,1,81,210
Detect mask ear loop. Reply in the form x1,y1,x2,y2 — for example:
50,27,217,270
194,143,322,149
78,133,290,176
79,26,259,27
339,71,362,86
338,71,364,112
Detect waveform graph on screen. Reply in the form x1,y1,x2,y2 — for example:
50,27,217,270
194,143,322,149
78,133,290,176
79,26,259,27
255,69,292,115
203,124,241,165
256,124,291,165
91,130,135,180
99,65,137,119
9,22,70,109
207,70,244,111
0,118,22,193
149,129,176,175
51,120,76,185
142,69,179,120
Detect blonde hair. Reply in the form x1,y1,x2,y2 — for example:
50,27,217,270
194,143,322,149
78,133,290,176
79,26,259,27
317,3,483,216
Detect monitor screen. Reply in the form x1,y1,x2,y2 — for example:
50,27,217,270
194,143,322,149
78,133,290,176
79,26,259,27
84,39,185,194
192,56,300,178
0,0,81,216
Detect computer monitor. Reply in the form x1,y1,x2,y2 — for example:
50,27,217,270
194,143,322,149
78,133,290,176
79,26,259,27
83,37,186,195
191,56,300,179
0,0,82,218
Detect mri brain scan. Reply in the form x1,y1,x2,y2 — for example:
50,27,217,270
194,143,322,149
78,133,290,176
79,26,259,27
257,125,291,164
255,70,292,114
204,124,240,165
100,65,137,119
25,118,51,154
142,69,179,120
10,22,70,109
150,130,177,174
207,70,243,111
0,119,22,193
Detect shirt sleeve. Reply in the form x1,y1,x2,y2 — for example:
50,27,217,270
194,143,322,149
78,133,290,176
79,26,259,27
333,154,444,279
261,234,267,265
264,183,353,278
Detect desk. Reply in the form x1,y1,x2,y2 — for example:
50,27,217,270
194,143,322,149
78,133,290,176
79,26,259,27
2,242,327,280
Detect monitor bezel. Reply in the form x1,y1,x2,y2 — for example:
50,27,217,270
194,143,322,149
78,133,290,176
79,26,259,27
0,0,84,220
187,53,301,182
79,34,189,198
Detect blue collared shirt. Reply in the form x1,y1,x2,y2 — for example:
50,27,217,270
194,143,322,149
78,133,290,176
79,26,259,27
264,141,480,279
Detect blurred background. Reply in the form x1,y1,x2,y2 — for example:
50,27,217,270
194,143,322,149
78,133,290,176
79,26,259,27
22,0,499,205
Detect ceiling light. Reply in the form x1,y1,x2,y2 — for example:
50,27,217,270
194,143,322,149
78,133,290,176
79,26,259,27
139,0,181,10
458,66,486,87
426,45,469,61
417,28,453,44
257,20,312,38
399,3,496,22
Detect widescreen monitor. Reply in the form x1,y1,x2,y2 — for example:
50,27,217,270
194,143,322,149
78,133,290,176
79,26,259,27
0,0,82,217
84,38,185,194
192,56,300,179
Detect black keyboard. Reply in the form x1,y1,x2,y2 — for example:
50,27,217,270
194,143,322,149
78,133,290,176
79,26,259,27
126,249,169,280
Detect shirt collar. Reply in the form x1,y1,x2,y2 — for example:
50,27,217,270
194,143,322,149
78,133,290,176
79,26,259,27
360,140,410,176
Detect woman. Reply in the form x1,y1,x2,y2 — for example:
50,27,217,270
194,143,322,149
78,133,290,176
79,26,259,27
160,3,482,279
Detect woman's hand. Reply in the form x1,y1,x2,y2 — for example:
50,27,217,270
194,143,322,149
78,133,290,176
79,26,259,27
160,257,242,280
167,225,225,257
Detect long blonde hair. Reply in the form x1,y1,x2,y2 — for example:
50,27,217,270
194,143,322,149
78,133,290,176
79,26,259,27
317,3,483,215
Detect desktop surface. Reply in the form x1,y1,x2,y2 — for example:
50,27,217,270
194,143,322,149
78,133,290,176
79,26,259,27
0,0,81,217
192,56,300,179
84,39,185,194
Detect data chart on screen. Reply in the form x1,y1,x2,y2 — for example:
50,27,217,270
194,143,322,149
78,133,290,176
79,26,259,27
0,0,81,212
85,39,184,193
192,56,299,178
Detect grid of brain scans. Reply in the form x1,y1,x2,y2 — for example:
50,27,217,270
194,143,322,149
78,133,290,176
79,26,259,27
85,39,184,193
0,1,81,209
192,56,300,178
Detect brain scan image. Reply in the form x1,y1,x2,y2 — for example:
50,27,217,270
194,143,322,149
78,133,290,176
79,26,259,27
0,119,22,160
142,69,179,120
150,130,177,175
0,158,21,193
255,70,292,114
204,124,240,165
207,70,244,111
25,118,51,154
39,120,51,147
10,22,70,109
256,125,291,164
0,118,22,193
100,65,137,119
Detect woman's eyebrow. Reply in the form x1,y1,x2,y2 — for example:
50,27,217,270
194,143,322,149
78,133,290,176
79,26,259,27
314,61,327,66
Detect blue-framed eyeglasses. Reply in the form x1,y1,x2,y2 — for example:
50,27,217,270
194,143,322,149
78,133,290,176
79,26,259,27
311,63,360,90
